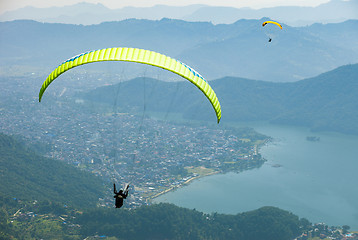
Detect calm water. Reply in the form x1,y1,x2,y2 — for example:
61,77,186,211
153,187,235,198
153,123,358,230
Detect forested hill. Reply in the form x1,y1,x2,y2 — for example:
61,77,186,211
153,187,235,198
0,133,106,208
212,63,358,134
0,194,310,240
75,203,306,240
81,63,358,135
269,63,358,133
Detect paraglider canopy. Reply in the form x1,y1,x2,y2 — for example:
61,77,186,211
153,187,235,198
262,20,282,29
38,47,221,123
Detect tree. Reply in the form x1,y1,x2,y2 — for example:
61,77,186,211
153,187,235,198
342,225,350,234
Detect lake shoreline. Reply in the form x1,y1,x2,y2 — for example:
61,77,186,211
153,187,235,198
149,170,221,200
149,139,269,202
152,123,358,230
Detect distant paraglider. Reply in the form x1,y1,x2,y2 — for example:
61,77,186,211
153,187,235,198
262,20,282,42
38,47,221,123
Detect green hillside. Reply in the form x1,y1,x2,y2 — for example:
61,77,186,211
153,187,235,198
76,203,304,240
0,133,106,208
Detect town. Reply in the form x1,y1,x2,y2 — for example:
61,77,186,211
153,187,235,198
0,74,269,208
295,223,358,240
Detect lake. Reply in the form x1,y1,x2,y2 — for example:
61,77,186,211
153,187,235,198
153,122,358,230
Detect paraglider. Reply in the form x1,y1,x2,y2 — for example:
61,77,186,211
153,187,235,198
38,47,221,123
262,20,282,42
38,47,222,209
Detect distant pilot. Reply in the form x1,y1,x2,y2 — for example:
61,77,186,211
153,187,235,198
113,183,129,209
268,38,272,42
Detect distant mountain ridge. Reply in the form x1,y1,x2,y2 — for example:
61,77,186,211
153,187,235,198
1,0,357,26
183,0,358,26
213,64,358,134
82,64,358,135
1,19,357,82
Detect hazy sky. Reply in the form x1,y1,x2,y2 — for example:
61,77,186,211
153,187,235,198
0,0,330,14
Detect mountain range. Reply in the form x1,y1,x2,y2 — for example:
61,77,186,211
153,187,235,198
1,0,357,26
81,63,358,135
1,19,357,82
